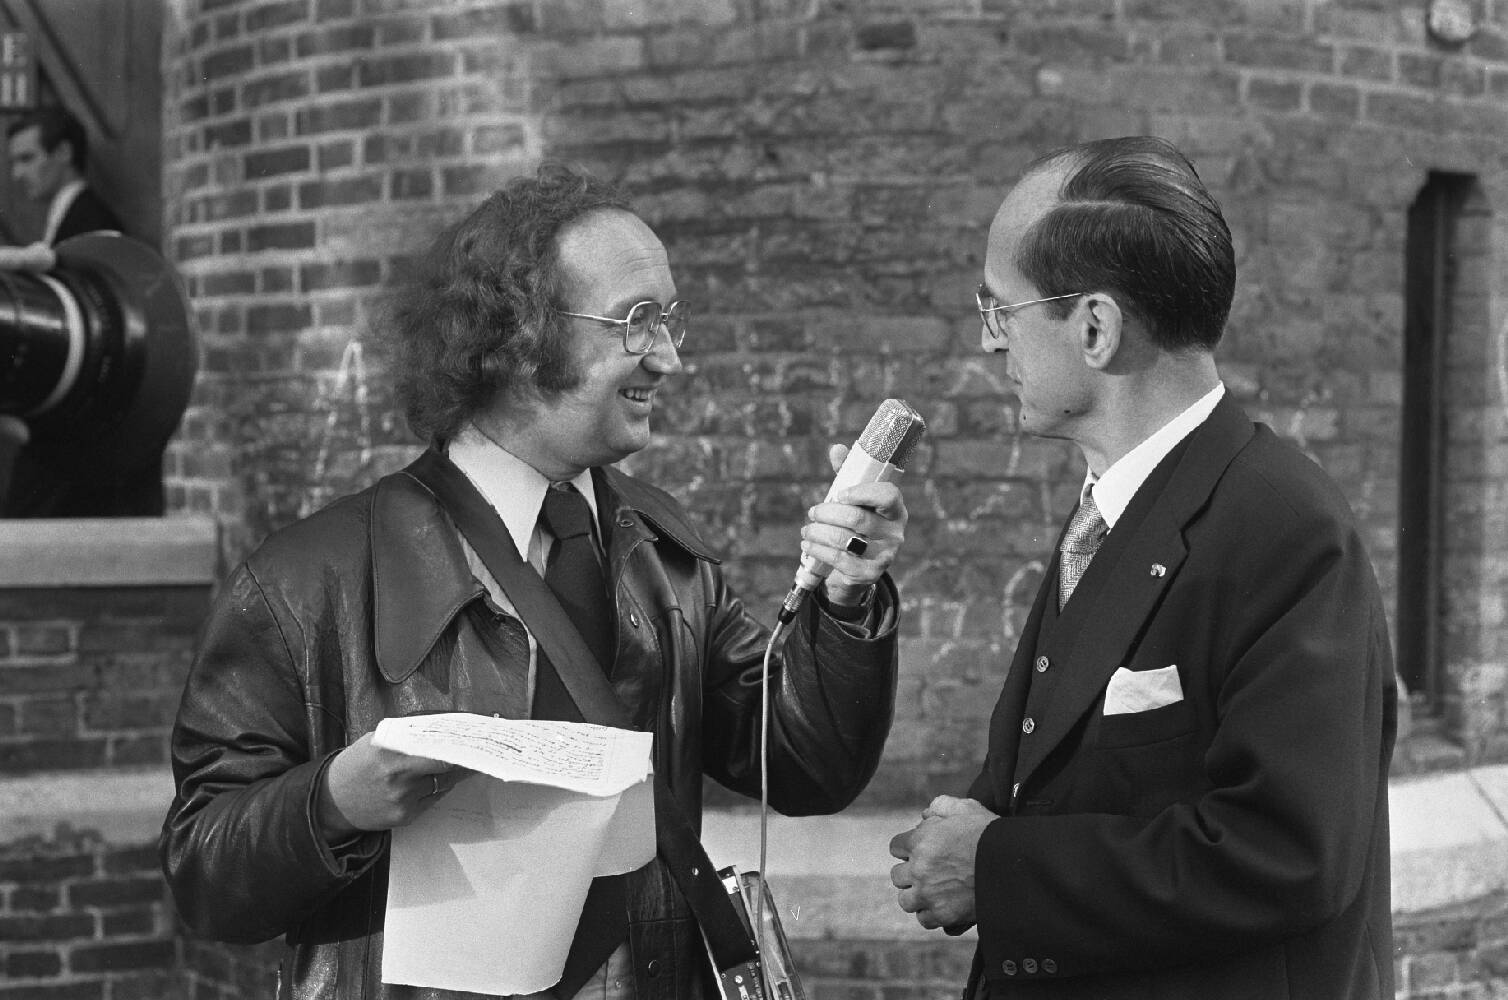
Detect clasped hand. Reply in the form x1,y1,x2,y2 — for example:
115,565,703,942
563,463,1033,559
802,443,910,608
889,794,996,930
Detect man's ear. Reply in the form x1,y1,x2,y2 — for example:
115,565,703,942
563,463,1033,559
1077,293,1122,371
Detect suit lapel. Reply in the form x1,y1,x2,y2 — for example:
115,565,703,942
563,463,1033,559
1012,396,1256,788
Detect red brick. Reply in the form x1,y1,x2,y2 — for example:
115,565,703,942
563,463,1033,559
12,626,74,657
0,981,107,999
243,145,310,178
18,696,77,739
245,221,315,251
245,0,307,33
0,912,95,942
67,940,177,974
3,948,64,978
294,22,375,58
297,175,384,209
355,51,456,88
198,44,254,81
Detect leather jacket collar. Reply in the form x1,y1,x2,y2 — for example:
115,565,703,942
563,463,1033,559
370,456,722,684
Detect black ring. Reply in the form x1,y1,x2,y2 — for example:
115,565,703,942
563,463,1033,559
845,535,869,557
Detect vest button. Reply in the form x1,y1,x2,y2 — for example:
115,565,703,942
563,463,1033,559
647,959,662,977
1035,655,1049,672
1022,717,1036,734
629,611,640,628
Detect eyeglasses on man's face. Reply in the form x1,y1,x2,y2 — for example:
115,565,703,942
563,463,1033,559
975,284,1084,342
555,299,690,355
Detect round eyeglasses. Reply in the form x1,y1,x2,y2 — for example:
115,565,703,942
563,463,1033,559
976,284,1084,341
555,299,690,355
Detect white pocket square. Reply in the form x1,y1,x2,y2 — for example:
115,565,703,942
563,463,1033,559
1104,664,1184,716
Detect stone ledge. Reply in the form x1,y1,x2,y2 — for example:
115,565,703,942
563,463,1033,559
3,764,1502,938
0,515,219,588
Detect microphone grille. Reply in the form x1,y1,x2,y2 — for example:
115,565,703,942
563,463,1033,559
857,398,927,469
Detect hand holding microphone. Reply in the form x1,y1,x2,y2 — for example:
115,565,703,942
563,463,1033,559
779,399,925,623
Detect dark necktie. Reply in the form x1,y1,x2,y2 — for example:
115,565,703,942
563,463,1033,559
534,482,626,998
540,483,615,673
1058,489,1107,610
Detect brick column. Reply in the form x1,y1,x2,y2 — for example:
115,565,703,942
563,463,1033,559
161,0,546,556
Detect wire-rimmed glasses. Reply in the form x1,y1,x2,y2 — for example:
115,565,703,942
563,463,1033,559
976,284,1083,342
556,299,690,354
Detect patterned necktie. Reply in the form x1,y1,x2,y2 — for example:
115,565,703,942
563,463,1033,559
535,482,626,998
1058,489,1107,610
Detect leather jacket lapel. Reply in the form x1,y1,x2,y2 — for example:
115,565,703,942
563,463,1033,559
370,467,486,683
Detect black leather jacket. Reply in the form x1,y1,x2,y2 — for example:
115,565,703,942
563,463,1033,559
161,458,899,1000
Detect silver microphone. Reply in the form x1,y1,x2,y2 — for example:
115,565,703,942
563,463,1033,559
777,398,926,624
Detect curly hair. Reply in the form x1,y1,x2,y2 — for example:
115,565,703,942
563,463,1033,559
1016,136,1235,352
387,162,632,444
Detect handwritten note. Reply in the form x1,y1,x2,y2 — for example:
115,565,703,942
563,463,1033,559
373,714,656,994
373,713,653,795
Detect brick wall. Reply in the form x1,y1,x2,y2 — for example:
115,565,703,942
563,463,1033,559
0,587,204,777
0,581,210,998
0,830,178,998
1394,891,1508,999
161,0,1508,800
134,0,1508,996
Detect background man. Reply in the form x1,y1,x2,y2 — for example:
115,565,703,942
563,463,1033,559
0,104,146,517
0,105,123,270
161,162,909,1000
888,136,1395,999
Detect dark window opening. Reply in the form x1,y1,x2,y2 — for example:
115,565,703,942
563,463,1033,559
1397,171,1483,705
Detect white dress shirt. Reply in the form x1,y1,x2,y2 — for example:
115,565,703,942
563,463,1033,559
1085,382,1226,532
446,422,601,704
42,179,85,246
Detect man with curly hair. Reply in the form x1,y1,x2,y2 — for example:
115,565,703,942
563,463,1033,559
162,163,909,1000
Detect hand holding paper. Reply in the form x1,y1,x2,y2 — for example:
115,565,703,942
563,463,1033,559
370,714,656,996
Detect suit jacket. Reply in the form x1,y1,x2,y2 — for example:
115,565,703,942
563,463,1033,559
965,395,1396,1000
52,185,123,243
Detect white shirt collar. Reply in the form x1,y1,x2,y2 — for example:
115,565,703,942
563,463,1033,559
1086,382,1225,531
446,423,599,567
42,180,85,246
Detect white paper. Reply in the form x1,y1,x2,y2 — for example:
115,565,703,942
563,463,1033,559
372,713,653,796
373,715,656,994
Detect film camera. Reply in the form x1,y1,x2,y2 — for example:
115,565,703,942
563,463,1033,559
0,233,195,515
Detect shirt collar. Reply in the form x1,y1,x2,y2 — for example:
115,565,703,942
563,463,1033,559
42,180,85,245
446,423,598,562
1087,382,1226,530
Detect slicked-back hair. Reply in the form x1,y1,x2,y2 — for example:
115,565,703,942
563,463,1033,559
388,162,632,444
5,106,88,171
1017,136,1235,352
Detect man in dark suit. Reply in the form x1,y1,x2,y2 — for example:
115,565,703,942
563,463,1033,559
888,136,1396,999
3,105,123,260
0,106,155,516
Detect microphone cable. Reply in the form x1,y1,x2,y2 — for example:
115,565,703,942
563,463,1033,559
757,613,794,993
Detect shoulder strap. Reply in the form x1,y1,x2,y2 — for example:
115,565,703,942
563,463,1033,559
402,448,758,971
404,448,631,728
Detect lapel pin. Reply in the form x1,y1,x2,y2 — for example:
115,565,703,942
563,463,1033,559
1149,563,1166,577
